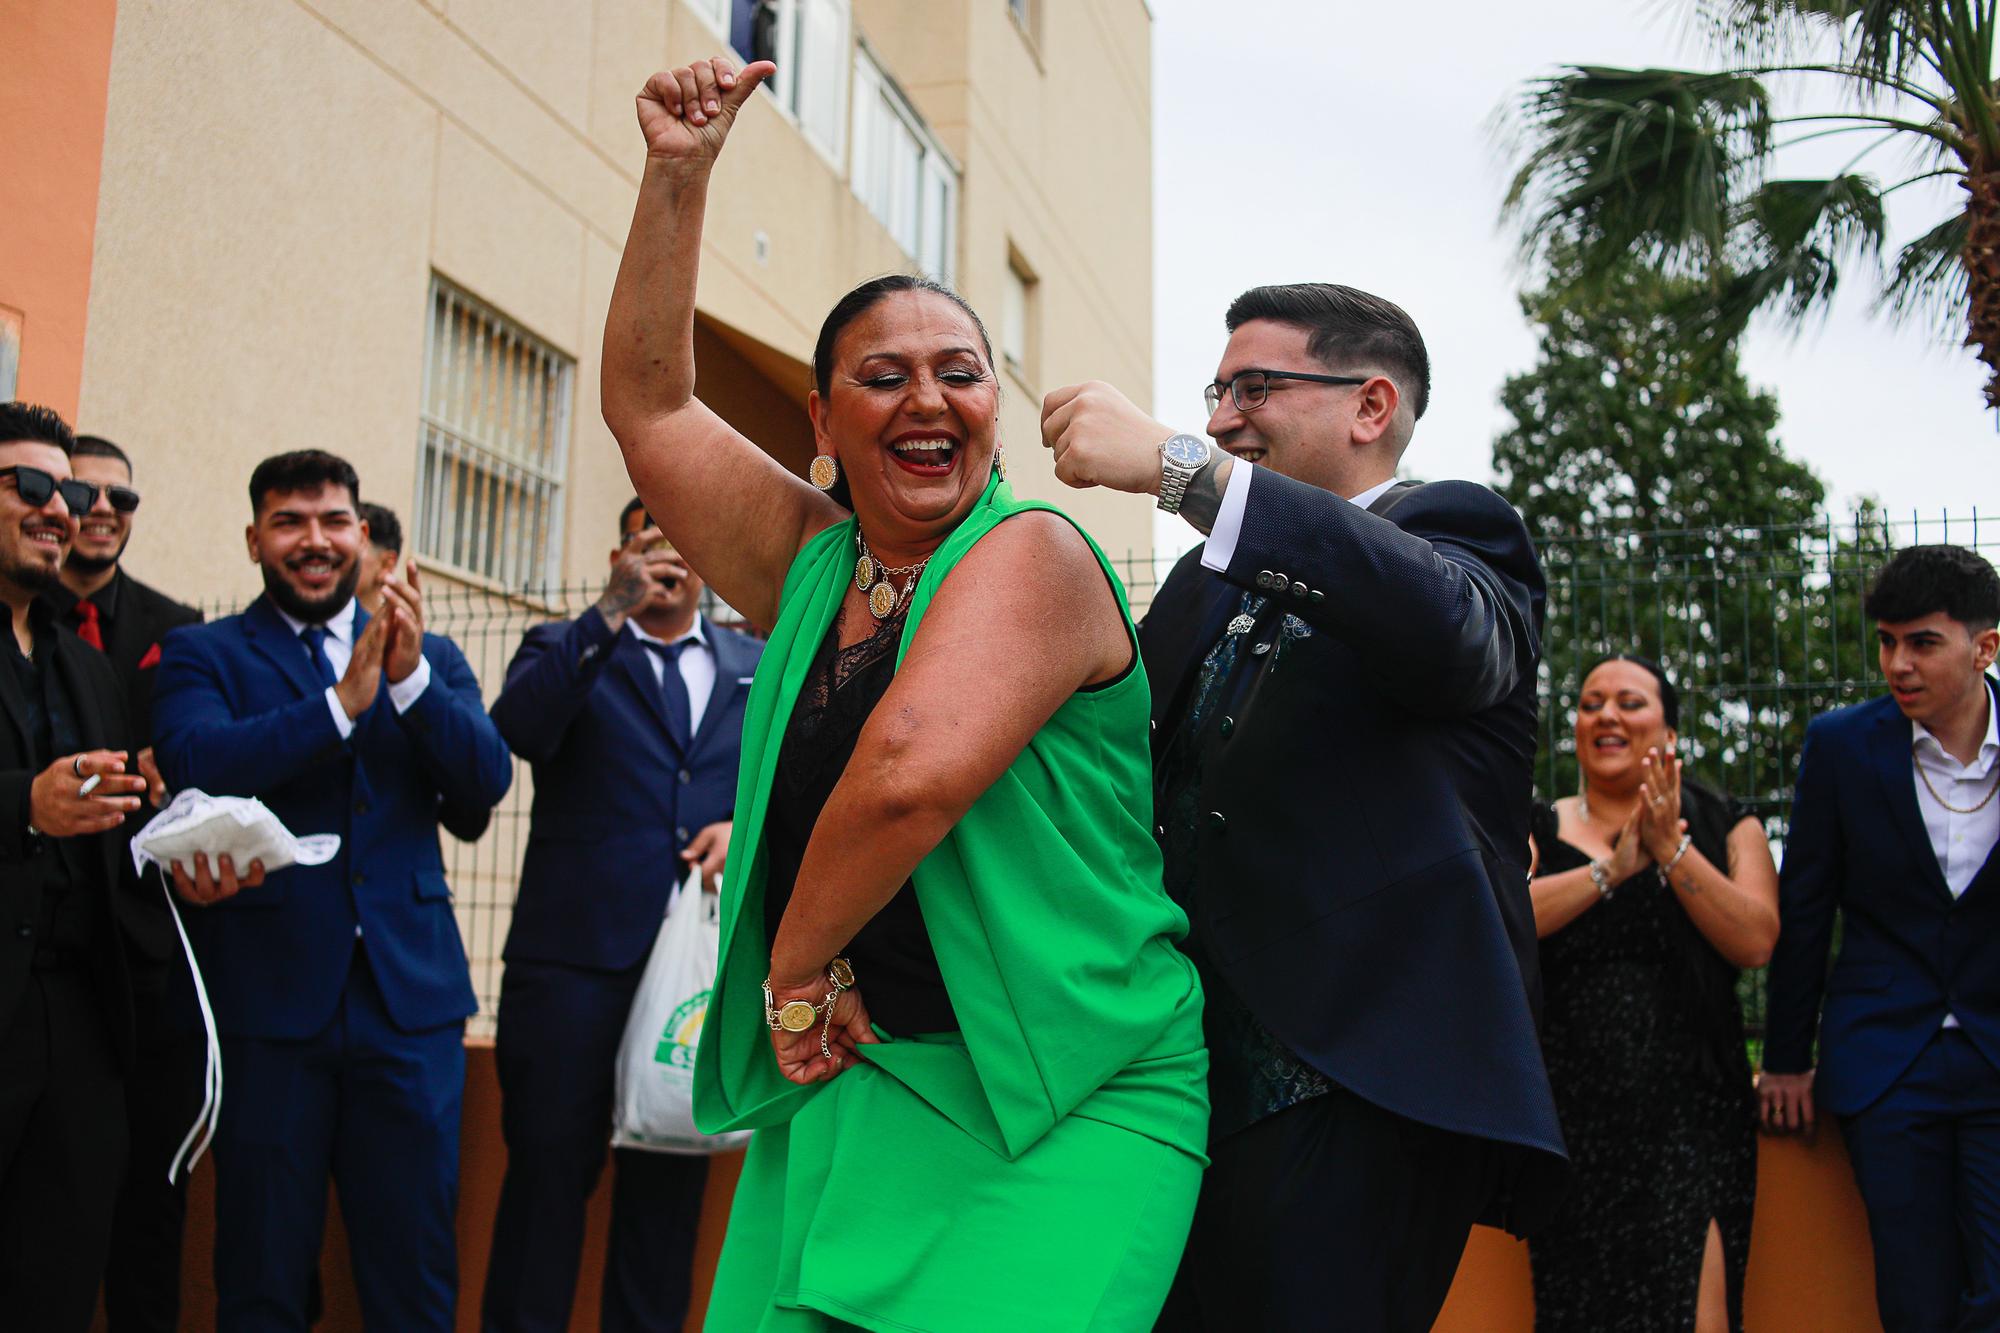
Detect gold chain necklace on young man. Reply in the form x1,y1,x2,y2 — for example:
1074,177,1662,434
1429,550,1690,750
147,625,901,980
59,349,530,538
1915,755,2000,816
853,530,931,622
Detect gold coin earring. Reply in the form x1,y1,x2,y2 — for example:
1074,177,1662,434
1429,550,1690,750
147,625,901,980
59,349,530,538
809,453,840,491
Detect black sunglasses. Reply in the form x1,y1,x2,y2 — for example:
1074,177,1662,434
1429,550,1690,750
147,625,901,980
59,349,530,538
0,465,99,517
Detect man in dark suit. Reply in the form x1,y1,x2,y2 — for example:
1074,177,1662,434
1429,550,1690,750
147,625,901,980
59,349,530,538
1762,544,2000,1333
35,431,206,1333
0,402,156,1330
356,500,403,617
153,449,512,1330
1042,283,1566,1331
481,496,761,1333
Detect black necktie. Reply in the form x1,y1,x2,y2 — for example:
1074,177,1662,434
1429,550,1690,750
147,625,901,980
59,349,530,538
644,639,693,745
300,625,337,689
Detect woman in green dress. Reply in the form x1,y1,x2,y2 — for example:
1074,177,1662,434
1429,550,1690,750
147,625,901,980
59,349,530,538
601,56,1209,1332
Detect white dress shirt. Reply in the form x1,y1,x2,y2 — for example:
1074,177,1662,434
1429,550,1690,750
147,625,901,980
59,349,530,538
271,597,431,739
1200,460,1399,574
626,617,716,735
1911,685,2000,1029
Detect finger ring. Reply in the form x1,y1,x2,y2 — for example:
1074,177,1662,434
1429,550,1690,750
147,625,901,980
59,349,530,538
71,755,86,778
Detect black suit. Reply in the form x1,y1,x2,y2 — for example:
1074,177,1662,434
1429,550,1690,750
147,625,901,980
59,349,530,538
42,569,207,1333
1145,470,1567,1331
0,603,159,1330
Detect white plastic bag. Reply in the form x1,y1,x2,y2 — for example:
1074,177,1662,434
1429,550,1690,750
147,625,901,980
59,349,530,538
611,867,749,1155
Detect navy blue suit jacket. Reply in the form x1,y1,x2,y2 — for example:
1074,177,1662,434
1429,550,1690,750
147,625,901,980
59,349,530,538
490,610,761,972
153,596,511,1040
1764,679,2000,1115
1139,471,1567,1233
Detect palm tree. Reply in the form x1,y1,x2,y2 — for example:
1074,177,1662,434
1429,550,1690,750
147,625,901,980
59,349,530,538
1503,2,2000,409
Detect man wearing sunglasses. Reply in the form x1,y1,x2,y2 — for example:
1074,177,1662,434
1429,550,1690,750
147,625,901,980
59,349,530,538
1042,284,1565,1331
34,433,205,1333
0,401,159,1330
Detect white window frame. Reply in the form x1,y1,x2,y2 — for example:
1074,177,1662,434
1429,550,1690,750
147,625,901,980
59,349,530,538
849,41,961,285
730,0,849,169
414,276,574,592
683,0,729,39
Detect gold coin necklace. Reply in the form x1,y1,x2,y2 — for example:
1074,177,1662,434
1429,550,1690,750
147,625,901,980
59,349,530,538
854,530,930,621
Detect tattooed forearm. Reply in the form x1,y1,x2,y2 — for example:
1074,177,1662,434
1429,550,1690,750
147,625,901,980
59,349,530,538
1175,446,1233,537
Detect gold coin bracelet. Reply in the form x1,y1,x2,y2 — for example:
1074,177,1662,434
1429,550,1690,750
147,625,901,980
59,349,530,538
854,530,930,622
762,957,858,1062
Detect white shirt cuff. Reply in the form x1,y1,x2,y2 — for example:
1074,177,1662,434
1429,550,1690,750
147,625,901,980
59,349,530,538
324,687,356,740
388,654,432,714
1199,459,1254,574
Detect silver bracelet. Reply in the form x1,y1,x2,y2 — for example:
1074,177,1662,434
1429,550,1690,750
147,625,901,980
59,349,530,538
1587,858,1614,900
1663,834,1694,888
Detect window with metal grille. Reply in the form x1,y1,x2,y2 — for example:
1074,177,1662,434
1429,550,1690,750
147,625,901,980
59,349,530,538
415,277,573,591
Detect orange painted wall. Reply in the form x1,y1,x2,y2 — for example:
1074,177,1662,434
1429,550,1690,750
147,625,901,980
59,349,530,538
0,0,117,417
145,1044,1887,1332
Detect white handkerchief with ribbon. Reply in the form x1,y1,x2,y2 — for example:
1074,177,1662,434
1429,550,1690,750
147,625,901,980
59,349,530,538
130,789,341,878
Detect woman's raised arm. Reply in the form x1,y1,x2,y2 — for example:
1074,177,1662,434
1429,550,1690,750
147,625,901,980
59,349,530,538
601,56,843,629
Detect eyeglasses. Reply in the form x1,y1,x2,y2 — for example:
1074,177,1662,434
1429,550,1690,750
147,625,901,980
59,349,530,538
0,466,99,516
1204,369,1371,415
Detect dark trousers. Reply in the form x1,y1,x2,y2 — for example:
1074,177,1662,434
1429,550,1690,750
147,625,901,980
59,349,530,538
1157,1087,1499,1333
1841,1028,2000,1333
102,962,205,1333
483,959,711,1333
212,950,466,1333
0,968,130,1332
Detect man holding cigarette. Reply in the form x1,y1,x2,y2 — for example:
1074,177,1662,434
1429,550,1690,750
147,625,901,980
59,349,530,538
482,496,760,1333
0,402,156,1330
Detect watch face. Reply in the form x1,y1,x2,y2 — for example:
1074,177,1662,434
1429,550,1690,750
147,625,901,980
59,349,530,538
779,1000,818,1032
1162,434,1208,468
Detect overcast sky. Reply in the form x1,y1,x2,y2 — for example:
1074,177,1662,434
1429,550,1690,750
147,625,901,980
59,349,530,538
1148,0,1993,554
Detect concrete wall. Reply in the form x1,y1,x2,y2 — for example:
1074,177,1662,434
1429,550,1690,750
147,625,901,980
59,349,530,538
76,0,1159,616
0,0,118,418
143,1044,1886,1331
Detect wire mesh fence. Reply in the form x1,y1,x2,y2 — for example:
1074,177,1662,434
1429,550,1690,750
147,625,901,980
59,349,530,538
194,508,1992,1042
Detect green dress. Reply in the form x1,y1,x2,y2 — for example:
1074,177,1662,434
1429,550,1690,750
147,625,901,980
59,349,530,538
694,474,1209,1332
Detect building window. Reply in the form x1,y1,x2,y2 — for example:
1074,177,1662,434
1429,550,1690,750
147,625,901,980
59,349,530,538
0,307,19,401
732,0,849,163
684,0,728,35
850,43,960,284
415,277,573,591
1007,0,1036,39
1001,252,1037,382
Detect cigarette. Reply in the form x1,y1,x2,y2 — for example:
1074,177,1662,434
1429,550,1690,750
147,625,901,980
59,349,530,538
78,774,102,796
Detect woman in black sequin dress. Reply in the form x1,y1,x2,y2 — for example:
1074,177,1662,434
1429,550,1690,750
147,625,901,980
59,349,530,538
1526,655,1781,1332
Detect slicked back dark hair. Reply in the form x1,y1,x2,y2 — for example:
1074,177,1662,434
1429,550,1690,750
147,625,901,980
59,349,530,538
811,273,995,398
1583,653,1681,730
359,502,403,555
73,434,132,474
247,450,361,516
1864,544,2000,631
1224,283,1431,421
0,401,76,455
619,496,650,540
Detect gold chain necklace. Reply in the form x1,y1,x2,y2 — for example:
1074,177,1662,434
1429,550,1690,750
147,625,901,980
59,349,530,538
1915,755,2000,816
853,530,930,621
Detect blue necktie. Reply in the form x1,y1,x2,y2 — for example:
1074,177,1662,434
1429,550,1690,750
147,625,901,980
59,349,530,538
644,639,693,746
300,625,338,689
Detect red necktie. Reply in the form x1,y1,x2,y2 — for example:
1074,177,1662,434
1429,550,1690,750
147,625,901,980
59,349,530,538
74,599,105,651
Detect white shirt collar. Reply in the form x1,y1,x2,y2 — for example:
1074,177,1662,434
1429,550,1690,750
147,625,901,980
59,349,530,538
1347,477,1400,510
627,616,706,652
272,596,357,645
1912,679,2000,773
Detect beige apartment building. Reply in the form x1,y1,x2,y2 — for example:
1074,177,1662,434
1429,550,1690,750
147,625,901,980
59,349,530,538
77,0,1157,608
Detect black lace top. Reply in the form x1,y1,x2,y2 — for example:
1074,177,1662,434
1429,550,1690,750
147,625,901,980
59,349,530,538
762,609,957,1035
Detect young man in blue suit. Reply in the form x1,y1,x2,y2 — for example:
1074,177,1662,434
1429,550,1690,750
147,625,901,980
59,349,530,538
1763,544,2000,1333
1042,284,1566,1331
152,450,511,1331
481,497,761,1333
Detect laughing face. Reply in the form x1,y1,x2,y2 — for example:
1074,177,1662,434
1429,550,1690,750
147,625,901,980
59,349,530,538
245,482,366,624
1575,658,1676,793
808,290,1000,553
0,441,79,595
66,452,134,576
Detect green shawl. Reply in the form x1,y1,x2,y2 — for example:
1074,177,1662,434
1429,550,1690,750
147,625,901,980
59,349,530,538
693,473,1206,1162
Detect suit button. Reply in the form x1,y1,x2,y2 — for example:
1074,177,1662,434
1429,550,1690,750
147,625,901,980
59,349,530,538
1206,811,1227,833
1309,590,1325,604
1251,641,1270,656
1256,571,1273,588
15,925,30,939
676,826,690,841
1219,716,1234,736
678,769,691,784
1291,581,1307,597
1154,824,1165,838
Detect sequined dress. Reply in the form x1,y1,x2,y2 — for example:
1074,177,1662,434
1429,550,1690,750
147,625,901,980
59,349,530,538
1527,788,1758,1332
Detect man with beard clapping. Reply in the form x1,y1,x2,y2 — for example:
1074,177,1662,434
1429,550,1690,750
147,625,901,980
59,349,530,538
152,449,511,1330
